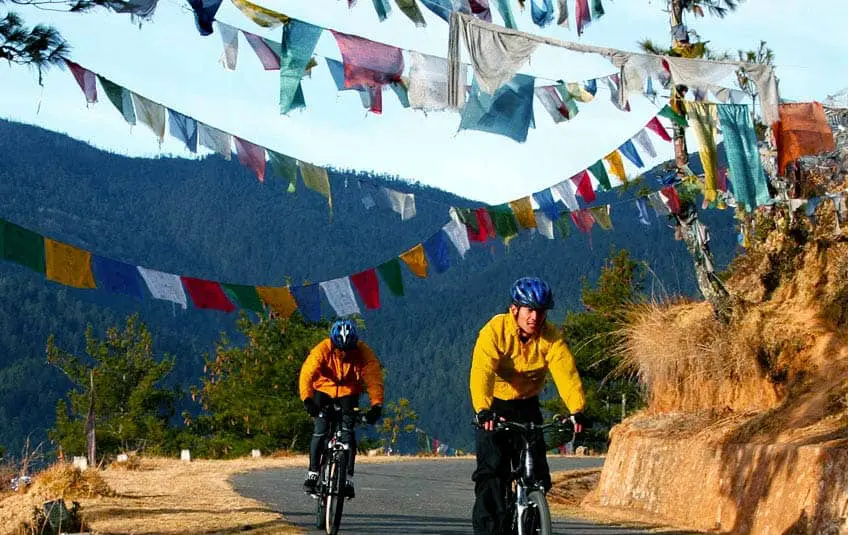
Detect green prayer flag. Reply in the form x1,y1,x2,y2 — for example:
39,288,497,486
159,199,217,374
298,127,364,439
279,20,323,113
554,213,572,238
496,0,517,28
377,258,404,296
268,150,299,192
98,75,135,124
373,0,392,20
588,160,611,190
222,284,263,311
394,0,426,26
659,104,688,127
0,220,45,274
487,205,518,240
591,0,604,18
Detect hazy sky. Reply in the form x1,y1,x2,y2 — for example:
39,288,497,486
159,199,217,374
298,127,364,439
1,0,845,203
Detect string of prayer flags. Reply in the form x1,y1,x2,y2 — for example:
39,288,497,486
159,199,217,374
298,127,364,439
65,60,97,104
223,283,263,312
92,256,145,299
257,286,298,317
351,269,381,309
716,103,771,212
45,239,96,289
1,220,45,274
423,230,451,273
234,137,267,182
181,277,236,312
400,243,429,278
291,284,322,322
132,94,166,143
320,277,362,317
776,102,836,175
280,20,323,113
377,258,405,296
685,101,719,203
138,267,187,309
188,0,223,36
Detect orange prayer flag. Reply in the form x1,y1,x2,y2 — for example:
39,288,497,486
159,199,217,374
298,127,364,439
604,150,626,182
45,238,96,289
777,102,835,175
508,197,537,229
399,243,428,278
257,286,298,318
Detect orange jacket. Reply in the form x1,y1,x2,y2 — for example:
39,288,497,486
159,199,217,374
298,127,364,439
299,338,384,406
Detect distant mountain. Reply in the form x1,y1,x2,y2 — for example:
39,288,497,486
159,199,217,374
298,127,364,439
0,119,738,454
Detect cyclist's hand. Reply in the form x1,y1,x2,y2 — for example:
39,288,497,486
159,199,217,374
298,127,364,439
365,404,382,425
475,409,497,431
303,398,320,418
569,412,587,434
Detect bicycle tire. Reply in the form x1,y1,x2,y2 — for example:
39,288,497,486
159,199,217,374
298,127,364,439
325,451,347,535
520,490,552,535
315,458,330,529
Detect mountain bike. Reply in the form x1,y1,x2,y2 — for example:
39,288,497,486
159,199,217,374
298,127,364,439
475,415,575,535
313,404,367,535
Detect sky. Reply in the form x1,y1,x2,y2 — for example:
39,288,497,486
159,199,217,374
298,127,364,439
1,0,846,204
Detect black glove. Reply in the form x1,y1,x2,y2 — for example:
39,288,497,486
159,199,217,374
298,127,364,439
365,404,383,425
475,409,496,428
303,398,319,418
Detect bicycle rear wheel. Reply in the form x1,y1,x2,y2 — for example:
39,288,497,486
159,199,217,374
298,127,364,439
325,451,347,535
519,490,552,535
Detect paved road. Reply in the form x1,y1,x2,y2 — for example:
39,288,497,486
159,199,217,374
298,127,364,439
231,457,658,534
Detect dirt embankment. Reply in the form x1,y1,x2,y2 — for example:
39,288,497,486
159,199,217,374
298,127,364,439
585,199,848,534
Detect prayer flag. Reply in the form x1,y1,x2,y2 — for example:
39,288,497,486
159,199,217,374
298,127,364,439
98,76,136,125
604,150,626,182
423,231,451,273
257,286,298,317
92,256,144,299
181,277,236,312
291,284,322,322
320,277,361,317
137,267,187,308
571,170,595,203
0,220,45,274
400,244,429,278
234,136,267,182
223,283,263,311
351,269,381,310
168,110,198,153
377,258,404,296
509,197,537,229
65,60,97,104
44,239,96,289
619,139,645,168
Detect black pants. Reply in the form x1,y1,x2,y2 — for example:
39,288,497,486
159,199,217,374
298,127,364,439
471,397,550,535
309,391,359,476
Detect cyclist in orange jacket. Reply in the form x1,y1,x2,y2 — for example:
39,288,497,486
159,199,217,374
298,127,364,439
469,277,586,535
299,319,384,499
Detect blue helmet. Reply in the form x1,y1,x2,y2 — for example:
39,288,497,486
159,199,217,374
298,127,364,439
330,319,358,350
510,277,554,310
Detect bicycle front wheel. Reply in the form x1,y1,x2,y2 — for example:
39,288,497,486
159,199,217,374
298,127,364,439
325,451,347,535
519,490,552,535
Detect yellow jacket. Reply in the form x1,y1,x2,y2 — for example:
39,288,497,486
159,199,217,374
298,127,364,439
470,312,585,414
299,338,384,406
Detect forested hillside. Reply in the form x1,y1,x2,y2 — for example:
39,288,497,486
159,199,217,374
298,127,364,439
0,119,738,454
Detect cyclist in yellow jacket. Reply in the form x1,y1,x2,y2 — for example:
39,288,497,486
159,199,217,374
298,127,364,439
299,319,384,499
470,277,586,535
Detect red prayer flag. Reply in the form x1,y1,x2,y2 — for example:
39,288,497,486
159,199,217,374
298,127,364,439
234,137,267,182
575,0,591,35
243,31,281,70
646,116,672,142
571,170,596,203
570,209,595,233
331,30,404,115
661,186,681,214
467,207,496,242
350,268,381,310
65,59,97,104
181,277,236,312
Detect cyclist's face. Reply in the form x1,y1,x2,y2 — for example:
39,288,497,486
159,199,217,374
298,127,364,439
510,305,546,336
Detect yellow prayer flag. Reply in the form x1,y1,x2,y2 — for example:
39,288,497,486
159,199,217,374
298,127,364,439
299,161,332,208
231,0,289,27
509,197,537,229
257,286,298,318
399,244,428,278
604,151,627,182
45,238,95,289
566,82,594,103
685,101,719,203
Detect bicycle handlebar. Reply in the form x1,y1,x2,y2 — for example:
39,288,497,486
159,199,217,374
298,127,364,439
471,413,575,433
318,405,370,426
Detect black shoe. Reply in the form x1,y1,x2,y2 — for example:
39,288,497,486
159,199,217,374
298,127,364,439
303,471,319,494
344,480,355,499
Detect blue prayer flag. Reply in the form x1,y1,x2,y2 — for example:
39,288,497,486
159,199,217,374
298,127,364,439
291,284,321,322
92,256,144,299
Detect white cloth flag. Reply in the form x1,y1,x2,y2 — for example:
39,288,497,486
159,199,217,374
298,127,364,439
409,52,466,111
198,123,232,160
218,22,239,70
534,211,555,239
549,181,579,212
459,15,538,94
633,129,657,159
443,216,471,257
380,188,417,220
320,277,361,317
137,267,187,309
648,192,670,216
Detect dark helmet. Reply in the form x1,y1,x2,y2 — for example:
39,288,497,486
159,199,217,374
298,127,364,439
510,277,554,310
330,319,358,350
